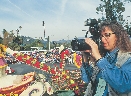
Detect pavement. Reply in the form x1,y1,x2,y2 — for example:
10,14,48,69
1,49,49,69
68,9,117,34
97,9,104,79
8,62,79,75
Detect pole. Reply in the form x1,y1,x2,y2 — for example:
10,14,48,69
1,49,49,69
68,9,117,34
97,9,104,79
48,36,50,50
42,21,45,39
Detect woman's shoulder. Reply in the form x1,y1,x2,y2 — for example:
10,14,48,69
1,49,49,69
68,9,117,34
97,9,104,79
116,51,131,68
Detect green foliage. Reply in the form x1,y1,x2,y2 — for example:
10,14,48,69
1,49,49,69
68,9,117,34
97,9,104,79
1,29,71,50
0,37,3,44
96,0,128,21
96,0,131,36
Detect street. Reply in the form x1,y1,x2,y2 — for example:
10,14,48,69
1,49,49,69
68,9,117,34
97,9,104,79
8,62,79,75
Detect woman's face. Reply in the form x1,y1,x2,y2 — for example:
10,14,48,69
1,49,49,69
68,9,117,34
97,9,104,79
100,27,117,52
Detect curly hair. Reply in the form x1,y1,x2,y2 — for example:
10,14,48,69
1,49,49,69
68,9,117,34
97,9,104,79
99,20,131,53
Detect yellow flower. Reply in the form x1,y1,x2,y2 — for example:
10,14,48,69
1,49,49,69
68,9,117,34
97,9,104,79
66,76,70,79
0,44,6,52
70,80,74,84
62,70,65,75
73,52,82,68
48,66,51,70
75,86,79,89
0,54,5,58
40,62,44,69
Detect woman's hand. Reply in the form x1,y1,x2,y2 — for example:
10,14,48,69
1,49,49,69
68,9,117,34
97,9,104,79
84,38,102,60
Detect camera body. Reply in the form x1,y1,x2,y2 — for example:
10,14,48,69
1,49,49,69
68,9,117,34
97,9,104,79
85,18,98,27
71,38,91,51
71,18,99,51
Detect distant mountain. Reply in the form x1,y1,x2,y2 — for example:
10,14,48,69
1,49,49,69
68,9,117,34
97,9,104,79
21,36,71,45
54,39,71,43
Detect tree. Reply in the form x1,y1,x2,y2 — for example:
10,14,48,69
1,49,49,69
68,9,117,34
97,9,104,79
2,29,10,46
0,36,3,43
96,0,131,21
96,0,131,35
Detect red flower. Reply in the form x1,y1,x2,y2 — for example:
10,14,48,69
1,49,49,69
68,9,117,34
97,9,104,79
33,61,40,68
42,64,49,72
50,68,56,74
17,55,23,61
27,57,33,65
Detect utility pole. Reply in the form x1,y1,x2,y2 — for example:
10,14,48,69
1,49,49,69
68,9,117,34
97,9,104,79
48,36,50,50
42,21,50,50
42,21,45,39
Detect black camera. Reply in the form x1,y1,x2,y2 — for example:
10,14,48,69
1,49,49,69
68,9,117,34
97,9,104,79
84,18,98,26
71,18,99,51
85,18,99,36
71,38,91,51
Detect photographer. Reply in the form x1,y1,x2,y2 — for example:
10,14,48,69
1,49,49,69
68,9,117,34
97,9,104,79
81,21,131,96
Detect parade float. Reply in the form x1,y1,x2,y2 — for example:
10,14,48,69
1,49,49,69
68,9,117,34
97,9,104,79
0,72,35,95
0,44,86,96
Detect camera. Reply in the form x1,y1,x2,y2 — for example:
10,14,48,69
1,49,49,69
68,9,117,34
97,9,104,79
71,38,91,51
84,18,98,27
71,18,99,51
85,18,99,36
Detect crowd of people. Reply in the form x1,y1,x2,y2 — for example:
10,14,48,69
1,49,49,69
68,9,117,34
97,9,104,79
4,47,81,65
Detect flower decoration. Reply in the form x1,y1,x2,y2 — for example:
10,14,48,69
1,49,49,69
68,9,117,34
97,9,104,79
0,44,7,58
10,48,86,95
73,52,82,68
0,44,6,52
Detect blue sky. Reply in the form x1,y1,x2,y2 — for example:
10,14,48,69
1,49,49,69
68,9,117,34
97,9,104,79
0,0,131,41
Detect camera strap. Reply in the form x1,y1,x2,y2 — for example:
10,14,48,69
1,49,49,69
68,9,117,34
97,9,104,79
82,53,100,96
84,65,100,96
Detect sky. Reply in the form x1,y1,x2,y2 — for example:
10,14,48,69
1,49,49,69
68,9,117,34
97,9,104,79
0,0,131,41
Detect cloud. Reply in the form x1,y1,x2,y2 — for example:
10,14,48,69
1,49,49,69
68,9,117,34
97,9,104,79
7,0,35,19
60,0,68,16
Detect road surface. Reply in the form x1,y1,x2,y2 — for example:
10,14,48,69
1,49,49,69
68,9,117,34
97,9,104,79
8,62,79,75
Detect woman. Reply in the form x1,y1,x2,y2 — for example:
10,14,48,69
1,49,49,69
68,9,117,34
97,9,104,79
81,21,131,96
